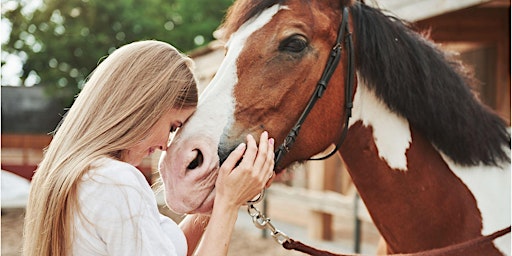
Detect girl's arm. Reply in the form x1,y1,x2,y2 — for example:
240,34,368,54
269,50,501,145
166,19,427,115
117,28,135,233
179,214,210,256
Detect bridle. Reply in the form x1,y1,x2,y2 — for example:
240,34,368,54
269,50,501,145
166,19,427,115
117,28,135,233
248,2,355,248
248,3,355,245
273,6,355,172
247,2,353,223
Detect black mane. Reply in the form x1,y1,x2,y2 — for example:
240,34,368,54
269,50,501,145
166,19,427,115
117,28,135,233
351,3,510,167
220,0,510,167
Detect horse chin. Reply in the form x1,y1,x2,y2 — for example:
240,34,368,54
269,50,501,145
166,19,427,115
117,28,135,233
188,188,216,214
165,187,216,214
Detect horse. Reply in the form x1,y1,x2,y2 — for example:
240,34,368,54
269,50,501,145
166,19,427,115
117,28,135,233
158,0,511,255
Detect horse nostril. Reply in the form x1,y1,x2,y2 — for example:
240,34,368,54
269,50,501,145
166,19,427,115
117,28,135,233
187,149,204,170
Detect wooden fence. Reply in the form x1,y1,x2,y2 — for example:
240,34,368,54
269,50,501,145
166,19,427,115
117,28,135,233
1,134,52,180
259,154,378,252
1,134,153,183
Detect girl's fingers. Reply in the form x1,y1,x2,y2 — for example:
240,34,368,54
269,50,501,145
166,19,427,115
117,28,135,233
253,131,269,171
216,132,276,206
219,143,246,176
259,137,274,182
239,134,258,167
265,171,275,188
267,138,275,171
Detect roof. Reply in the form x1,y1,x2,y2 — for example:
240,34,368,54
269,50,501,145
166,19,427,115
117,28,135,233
373,0,504,21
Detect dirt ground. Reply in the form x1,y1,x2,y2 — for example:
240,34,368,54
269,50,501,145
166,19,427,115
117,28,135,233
2,207,378,256
0,208,303,256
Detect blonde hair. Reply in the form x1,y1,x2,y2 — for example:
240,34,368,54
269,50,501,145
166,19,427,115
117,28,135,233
22,40,198,256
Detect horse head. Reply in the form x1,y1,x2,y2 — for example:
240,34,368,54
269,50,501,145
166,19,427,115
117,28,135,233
159,0,355,214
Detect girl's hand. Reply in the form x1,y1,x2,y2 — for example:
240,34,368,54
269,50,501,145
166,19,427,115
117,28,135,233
215,131,275,208
194,132,274,256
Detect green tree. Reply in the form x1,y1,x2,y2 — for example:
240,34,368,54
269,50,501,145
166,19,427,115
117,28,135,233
2,0,232,106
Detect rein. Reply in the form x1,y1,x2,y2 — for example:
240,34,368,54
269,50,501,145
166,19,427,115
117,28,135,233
273,6,355,172
247,192,511,256
282,226,511,256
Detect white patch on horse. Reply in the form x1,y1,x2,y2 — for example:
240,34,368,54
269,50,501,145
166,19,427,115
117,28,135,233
442,152,511,255
349,78,412,171
182,5,282,145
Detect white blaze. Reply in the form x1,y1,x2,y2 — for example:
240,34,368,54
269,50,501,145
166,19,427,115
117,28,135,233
180,5,282,145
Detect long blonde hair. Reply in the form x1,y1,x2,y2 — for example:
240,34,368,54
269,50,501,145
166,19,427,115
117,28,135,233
22,40,198,256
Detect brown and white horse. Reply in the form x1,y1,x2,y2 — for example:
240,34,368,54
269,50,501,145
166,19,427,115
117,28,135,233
159,0,511,255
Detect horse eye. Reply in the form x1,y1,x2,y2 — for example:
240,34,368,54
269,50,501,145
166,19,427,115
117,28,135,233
279,35,308,53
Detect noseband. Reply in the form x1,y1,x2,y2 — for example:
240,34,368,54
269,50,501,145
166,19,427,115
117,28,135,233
274,7,355,171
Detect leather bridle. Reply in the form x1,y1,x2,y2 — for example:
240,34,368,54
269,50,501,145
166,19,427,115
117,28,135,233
274,7,355,172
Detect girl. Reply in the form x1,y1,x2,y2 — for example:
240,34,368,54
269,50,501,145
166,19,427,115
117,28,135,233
23,40,275,256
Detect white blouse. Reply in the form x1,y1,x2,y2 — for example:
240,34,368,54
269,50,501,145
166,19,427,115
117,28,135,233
72,157,187,256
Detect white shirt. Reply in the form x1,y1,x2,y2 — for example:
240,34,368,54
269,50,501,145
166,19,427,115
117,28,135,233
72,157,187,256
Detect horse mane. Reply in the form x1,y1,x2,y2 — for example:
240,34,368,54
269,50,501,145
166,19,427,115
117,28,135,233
350,2,510,167
219,0,510,167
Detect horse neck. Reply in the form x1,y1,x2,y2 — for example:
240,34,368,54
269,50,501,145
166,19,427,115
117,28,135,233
338,85,500,254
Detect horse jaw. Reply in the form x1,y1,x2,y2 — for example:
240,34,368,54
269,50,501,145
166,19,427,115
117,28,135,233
158,5,282,214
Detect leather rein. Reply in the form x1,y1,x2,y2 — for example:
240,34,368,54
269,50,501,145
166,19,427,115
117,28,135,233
248,5,511,256
273,6,355,172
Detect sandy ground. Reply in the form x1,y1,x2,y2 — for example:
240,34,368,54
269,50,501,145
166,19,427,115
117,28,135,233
2,206,378,256
0,207,300,256
1,208,25,256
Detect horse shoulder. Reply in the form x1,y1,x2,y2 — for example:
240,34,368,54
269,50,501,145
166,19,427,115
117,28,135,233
447,157,511,255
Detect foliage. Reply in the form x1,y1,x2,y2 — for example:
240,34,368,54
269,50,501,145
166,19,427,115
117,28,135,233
2,0,232,107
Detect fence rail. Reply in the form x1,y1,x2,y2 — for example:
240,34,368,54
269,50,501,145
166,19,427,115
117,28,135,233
1,134,153,183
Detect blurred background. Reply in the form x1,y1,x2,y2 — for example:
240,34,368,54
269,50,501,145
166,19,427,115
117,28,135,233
1,0,234,180
1,0,510,255
1,0,231,97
